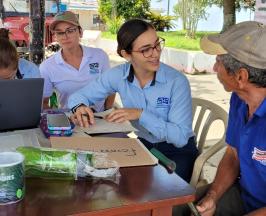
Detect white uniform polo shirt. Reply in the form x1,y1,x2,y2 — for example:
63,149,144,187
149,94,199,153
40,45,110,111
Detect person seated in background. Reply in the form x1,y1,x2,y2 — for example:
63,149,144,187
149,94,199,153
189,21,266,216
68,19,198,182
0,38,18,79
0,28,40,79
40,11,115,110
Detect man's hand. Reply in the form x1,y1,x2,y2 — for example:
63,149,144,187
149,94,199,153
70,106,95,127
196,191,217,216
105,108,143,123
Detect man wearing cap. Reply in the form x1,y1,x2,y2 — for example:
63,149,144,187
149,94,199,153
195,21,266,216
40,11,115,109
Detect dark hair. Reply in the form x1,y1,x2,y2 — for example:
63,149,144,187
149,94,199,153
219,54,266,88
117,19,154,57
0,38,18,70
0,28,10,39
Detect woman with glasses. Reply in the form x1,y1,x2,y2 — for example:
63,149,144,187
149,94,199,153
68,19,198,182
40,11,115,109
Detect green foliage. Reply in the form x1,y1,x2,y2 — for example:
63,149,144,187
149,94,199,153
212,0,255,10
146,12,175,32
101,30,218,51
106,17,124,34
98,0,113,23
116,0,150,20
98,0,150,22
173,0,209,38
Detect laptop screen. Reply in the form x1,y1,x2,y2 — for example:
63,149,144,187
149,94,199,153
0,78,44,131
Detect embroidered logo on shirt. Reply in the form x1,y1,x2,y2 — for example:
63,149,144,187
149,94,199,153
252,147,266,166
156,97,170,108
89,63,99,74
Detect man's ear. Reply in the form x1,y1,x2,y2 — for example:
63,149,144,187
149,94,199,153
121,50,131,62
236,68,249,89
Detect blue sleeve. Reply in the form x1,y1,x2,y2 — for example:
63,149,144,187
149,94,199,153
68,67,118,109
19,59,40,78
139,77,194,147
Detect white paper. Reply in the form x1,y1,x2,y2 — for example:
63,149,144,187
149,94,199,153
0,129,40,151
76,109,137,134
81,118,137,134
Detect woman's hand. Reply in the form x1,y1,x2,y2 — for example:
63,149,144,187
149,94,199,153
196,191,217,216
105,108,143,123
70,105,95,127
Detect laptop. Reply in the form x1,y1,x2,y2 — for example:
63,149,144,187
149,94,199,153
0,78,44,131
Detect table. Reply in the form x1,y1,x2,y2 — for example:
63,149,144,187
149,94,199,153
0,165,195,216
0,128,195,216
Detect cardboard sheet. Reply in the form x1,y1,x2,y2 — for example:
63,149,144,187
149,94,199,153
50,137,158,168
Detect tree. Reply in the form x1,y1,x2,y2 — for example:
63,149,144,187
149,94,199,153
98,0,150,22
213,0,255,32
146,12,175,31
174,0,209,38
222,0,235,32
116,0,150,20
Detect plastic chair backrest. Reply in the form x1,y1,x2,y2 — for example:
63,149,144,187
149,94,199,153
190,97,228,187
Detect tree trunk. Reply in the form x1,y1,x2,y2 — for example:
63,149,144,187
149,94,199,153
29,0,45,65
221,0,235,32
0,0,5,24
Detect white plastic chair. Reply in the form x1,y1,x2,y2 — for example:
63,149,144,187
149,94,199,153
190,98,228,188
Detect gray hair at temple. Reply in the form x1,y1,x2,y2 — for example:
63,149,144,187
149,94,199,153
219,54,266,88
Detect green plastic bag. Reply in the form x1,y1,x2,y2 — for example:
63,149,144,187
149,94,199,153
16,147,80,179
16,147,119,180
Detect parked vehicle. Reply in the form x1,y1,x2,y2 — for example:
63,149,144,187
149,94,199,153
1,0,59,49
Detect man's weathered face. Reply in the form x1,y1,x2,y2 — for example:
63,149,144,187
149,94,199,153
0,67,17,80
213,56,238,92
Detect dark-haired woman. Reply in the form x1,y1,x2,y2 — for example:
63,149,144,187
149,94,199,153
68,19,198,182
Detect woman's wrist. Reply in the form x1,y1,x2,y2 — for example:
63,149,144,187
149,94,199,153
71,103,86,113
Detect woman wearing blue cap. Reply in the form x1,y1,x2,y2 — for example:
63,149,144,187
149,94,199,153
68,19,198,182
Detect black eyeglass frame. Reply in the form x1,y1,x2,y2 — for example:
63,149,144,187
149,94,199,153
131,37,165,58
52,26,79,38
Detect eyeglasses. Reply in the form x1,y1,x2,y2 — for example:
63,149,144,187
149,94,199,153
132,38,165,58
53,27,78,39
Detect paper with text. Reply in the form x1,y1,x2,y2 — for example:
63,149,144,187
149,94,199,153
51,137,158,168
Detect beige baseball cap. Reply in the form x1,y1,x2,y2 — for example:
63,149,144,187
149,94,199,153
200,21,266,69
50,11,80,31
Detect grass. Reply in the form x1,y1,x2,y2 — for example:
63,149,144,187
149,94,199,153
101,30,218,51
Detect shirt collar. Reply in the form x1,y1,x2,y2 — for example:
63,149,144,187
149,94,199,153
123,63,166,86
16,69,23,79
55,45,91,64
254,98,266,117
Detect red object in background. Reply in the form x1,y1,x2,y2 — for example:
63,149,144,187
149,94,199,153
3,16,54,47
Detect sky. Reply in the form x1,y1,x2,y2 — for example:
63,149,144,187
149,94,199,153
150,0,255,31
